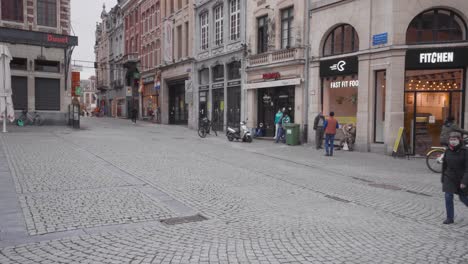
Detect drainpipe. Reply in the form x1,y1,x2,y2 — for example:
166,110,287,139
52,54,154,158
303,0,311,143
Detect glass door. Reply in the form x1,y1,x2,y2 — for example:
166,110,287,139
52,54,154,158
212,89,224,131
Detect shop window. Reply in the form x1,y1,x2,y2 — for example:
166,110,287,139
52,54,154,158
1,0,23,22
10,58,27,71
35,60,60,73
406,9,466,44
374,71,386,143
177,25,182,59
323,24,359,57
404,69,464,155
227,61,241,80
199,68,209,85
37,0,57,27
281,7,294,49
212,65,224,83
322,75,359,125
257,16,268,53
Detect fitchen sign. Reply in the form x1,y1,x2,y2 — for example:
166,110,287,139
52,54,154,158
406,47,468,70
330,80,359,89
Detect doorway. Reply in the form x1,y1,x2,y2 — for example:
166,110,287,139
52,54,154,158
257,86,295,137
169,82,188,125
227,86,241,128
212,88,224,131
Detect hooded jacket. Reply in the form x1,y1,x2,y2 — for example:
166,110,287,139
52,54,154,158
440,121,468,145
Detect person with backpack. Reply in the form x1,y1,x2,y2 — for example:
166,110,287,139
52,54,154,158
131,108,138,124
441,132,468,224
313,112,326,149
323,112,339,156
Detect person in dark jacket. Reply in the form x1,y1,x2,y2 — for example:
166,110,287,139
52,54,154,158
440,116,468,146
441,132,468,224
131,108,138,124
313,112,326,150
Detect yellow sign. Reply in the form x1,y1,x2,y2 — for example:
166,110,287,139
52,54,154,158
393,127,405,154
220,101,224,111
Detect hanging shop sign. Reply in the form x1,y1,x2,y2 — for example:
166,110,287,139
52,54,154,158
143,76,155,84
406,47,468,70
320,56,358,77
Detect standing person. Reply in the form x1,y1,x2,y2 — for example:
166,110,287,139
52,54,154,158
313,112,326,149
323,112,339,156
440,116,468,146
441,132,468,225
131,107,138,124
274,109,284,139
276,112,290,143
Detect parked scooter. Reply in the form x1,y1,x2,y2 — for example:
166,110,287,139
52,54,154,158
226,121,253,143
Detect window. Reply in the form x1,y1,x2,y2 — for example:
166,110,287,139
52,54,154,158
374,71,386,143
323,24,359,56
170,0,174,14
156,3,160,26
10,58,27,71
35,60,60,73
257,16,268,53
177,25,182,59
212,65,224,82
185,22,189,57
406,9,466,44
199,68,209,85
281,7,294,49
214,5,224,46
1,0,23,22
229,0,240,41
200,13,209,50
227,61,241,80
178,0,182,10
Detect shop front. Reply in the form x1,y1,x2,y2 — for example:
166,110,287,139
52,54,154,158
246,72,301,137
141,76,158,118
320,56,359,125
404,47,468,155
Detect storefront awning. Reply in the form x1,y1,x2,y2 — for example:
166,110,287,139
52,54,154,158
245,78,302,89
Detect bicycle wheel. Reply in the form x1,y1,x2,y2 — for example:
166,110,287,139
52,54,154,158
198,127,207,138
212,126,218,136
426,149,445,173
35,115,44,126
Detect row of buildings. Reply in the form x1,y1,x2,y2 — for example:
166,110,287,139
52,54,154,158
95,0,468,155
0,0,78,124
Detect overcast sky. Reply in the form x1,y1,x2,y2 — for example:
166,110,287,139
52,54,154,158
71,0,117,80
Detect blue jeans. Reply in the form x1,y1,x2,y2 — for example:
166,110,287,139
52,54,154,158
445,192,468,220
276,127,285,143
325,134,335,155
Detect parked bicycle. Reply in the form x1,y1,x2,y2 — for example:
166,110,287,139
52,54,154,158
16,110,44,126
198,117,217,138
426,137,468,173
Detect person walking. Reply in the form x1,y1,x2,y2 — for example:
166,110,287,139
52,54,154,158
440,116,468,146
274,109,284,139
441,132,468,224
131,107,138,124
323,112,339,156
276,112,290,143
313,112,326,149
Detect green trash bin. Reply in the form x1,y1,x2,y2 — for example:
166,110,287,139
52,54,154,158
284,123,300,146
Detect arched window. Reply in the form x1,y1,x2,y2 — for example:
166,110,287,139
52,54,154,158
323,24,359,57
406,9,466,44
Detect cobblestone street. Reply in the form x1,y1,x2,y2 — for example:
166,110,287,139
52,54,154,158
0,117,467,264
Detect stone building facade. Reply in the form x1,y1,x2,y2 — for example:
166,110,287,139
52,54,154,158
95,5,111,116
159,0,195,127
193,0,246,131
245,0,308,138
307,0,468,155
0,0,78,124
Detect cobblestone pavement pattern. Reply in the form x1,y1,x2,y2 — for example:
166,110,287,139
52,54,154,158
0,117,467,264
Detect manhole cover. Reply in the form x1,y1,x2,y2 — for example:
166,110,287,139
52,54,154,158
324,195,351,203
160,214,208,226
368,183,402,191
